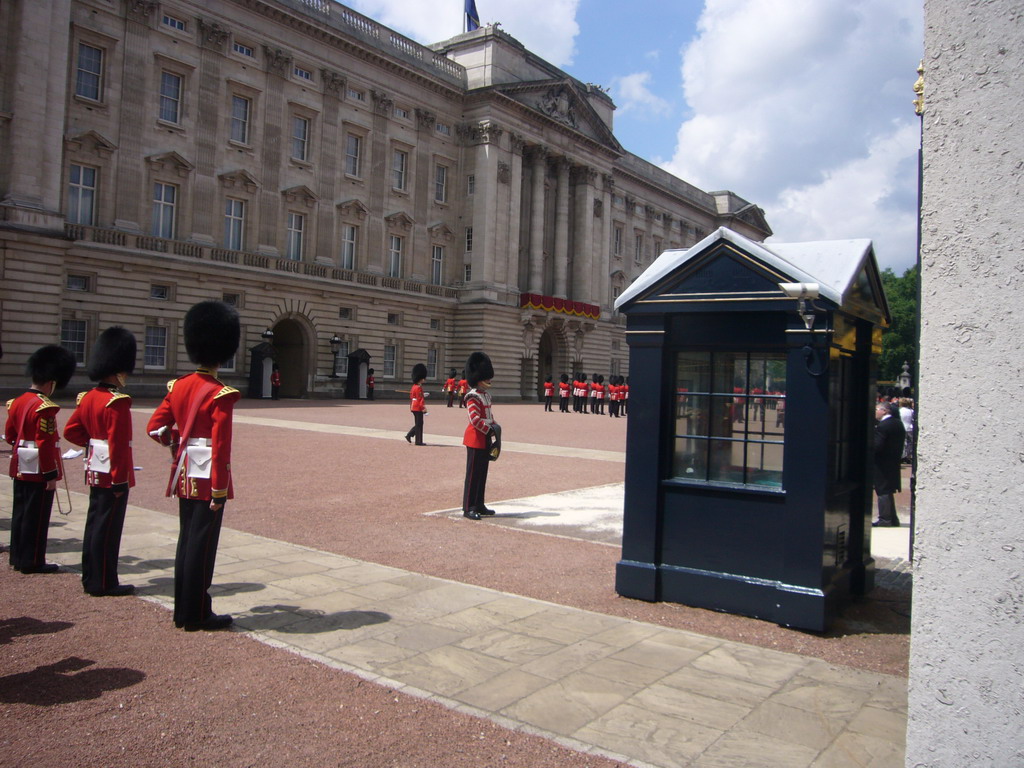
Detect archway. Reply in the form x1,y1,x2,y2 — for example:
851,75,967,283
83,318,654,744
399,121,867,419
272,318,308,398
536,326,566,399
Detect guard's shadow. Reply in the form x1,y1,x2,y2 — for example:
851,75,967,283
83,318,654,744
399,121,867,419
139,577,265,598
238,604,391,633
0,617,75,645
0,656,145,706
495,510,560,520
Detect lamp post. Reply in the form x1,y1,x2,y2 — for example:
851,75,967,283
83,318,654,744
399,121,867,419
261,328,274,341
329,334,341,378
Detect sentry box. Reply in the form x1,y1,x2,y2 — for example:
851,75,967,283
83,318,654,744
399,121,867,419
614,227,890,632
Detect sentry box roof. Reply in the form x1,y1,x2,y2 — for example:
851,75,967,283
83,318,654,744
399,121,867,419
614,226,890,327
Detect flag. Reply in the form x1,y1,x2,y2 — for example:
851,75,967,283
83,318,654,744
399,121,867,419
465,0,480,31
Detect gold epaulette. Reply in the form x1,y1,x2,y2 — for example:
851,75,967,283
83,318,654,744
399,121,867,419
213,385,240,400
35,395,59,412
76,391,88,406
105,391,132,407
5,398,13,410
166,378,178,393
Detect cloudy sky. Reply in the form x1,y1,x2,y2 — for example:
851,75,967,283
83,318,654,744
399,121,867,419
347,0,924,272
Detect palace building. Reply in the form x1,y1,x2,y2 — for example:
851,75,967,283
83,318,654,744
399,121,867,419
0,0,771,399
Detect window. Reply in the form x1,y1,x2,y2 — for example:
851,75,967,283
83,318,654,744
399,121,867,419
224,198,245,251
334,339,349,376
383,344,396,377
152,182,176,238
286,212,304,260
387,235,403,278
347,88,365,102
465,227,473,253
434,164,448,203
68,164,97,226
653,237,663,259
435,122,451,136
427,348,438,380
338,307,352,320
613,226,623,256
340,224,357,270
293,65,312,81
394,106,409,119
344,134,362,176
392,148,408,191
61,319,88,364
291,116,310,161
672,351,787,488
144,326,168,369
463,264,472,282
159,71,183,124
222,293,240,307
466,174,475,195
161,14,186,31
431,245,444,285
230,95,251,144
75,43,103,101
66,274,91,292
634,233,644,263
387,312,401,326
430,318,442,331
233,41,254,57
149,284,170,300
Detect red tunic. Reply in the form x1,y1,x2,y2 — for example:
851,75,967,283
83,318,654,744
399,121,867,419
559,381,570,398
409,383,426,412
462,388,494,449
543,382,554,397
64,385,135,491
146,370,240,501
5,391,62,482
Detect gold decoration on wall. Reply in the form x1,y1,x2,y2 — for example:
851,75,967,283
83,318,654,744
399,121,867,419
913,61,925,116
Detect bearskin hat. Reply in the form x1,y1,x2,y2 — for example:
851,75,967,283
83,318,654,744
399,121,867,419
465,351,494,387
86,327,137,381
560,373,568,383
184,300,240,367
27,345,77,390
411,363,427,382
449,368,457,378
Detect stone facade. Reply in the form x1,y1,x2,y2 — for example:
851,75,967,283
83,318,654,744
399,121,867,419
0,0,770,399
909,0,1024,764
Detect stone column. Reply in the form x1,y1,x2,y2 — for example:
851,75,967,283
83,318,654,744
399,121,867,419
506,134,525,292
527,145,547,294
0,0,71,228
572,165,596,304
600,173,614,311
192,20,230,244
257,46,291,255
367,89,393,272
316,70,346,264
471,121,503,286
553,156,571,299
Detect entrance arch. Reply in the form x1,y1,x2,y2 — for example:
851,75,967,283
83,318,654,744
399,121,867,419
536,326,568,399
271,317,310,398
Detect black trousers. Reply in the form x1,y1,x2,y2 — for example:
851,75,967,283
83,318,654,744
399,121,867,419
406,411,424,445
463,447,490,512
544,395,553,412
174,499,225,626
560,396,569,412
876,493,900,526
81,487,129,594
9,479,54,571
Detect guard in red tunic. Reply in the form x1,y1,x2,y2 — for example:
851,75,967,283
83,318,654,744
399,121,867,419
543,376,554,412
444,368,457,408
404,363,428,446
64,327,137,596
5,345,76,573
558,373,571,412
462,352,500,520
457,374,468,408
147,301,240,632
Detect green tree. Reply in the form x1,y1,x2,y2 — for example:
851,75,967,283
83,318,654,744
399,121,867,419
879,265,919,383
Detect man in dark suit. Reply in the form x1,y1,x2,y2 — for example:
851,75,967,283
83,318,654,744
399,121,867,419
873,402,906,527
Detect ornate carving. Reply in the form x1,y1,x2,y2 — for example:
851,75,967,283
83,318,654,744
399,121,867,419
263,46,292,77
128,1,158,19
509,133,526,154
913,60,925,116
645,205,656,219
371,89,393,115
593,199,603,218
197,19,230,50
624,195,636,211
602,173,615,192
538,85,578,129
573,165,597,185
415,108,436,131
497,162,511,184
321,69,346,97
526,144,548,165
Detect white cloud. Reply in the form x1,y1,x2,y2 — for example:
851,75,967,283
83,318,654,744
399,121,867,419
664,0,923,270
611,72,671,116
346,0,581,67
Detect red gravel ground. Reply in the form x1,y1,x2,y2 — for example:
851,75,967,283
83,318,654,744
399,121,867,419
1,397,910,766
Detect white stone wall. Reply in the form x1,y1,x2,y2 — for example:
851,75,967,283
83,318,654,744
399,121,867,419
909,1,1024,764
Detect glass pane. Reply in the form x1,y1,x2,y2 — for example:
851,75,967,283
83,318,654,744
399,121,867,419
709,395,742,439
708,439,745,484
713,352,745,395
746,441,784,487
675,351,710,393
675,394,708,437
673,436,706,481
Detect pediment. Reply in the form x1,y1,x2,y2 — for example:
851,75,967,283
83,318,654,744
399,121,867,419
66,130,117,157
427,222,454,241
218,169,260,191
720,203,773,238
384,211,415,230
337,199,369,219
494,79,623,153
656,245,790,300
146,151,194,176
281,185,318,207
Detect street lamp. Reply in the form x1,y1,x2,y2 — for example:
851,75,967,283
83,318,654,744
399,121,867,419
329,334,342,378
261,328,274,340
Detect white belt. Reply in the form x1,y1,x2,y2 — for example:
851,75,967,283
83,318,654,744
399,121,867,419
88,438,108,449
187,437,212,447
